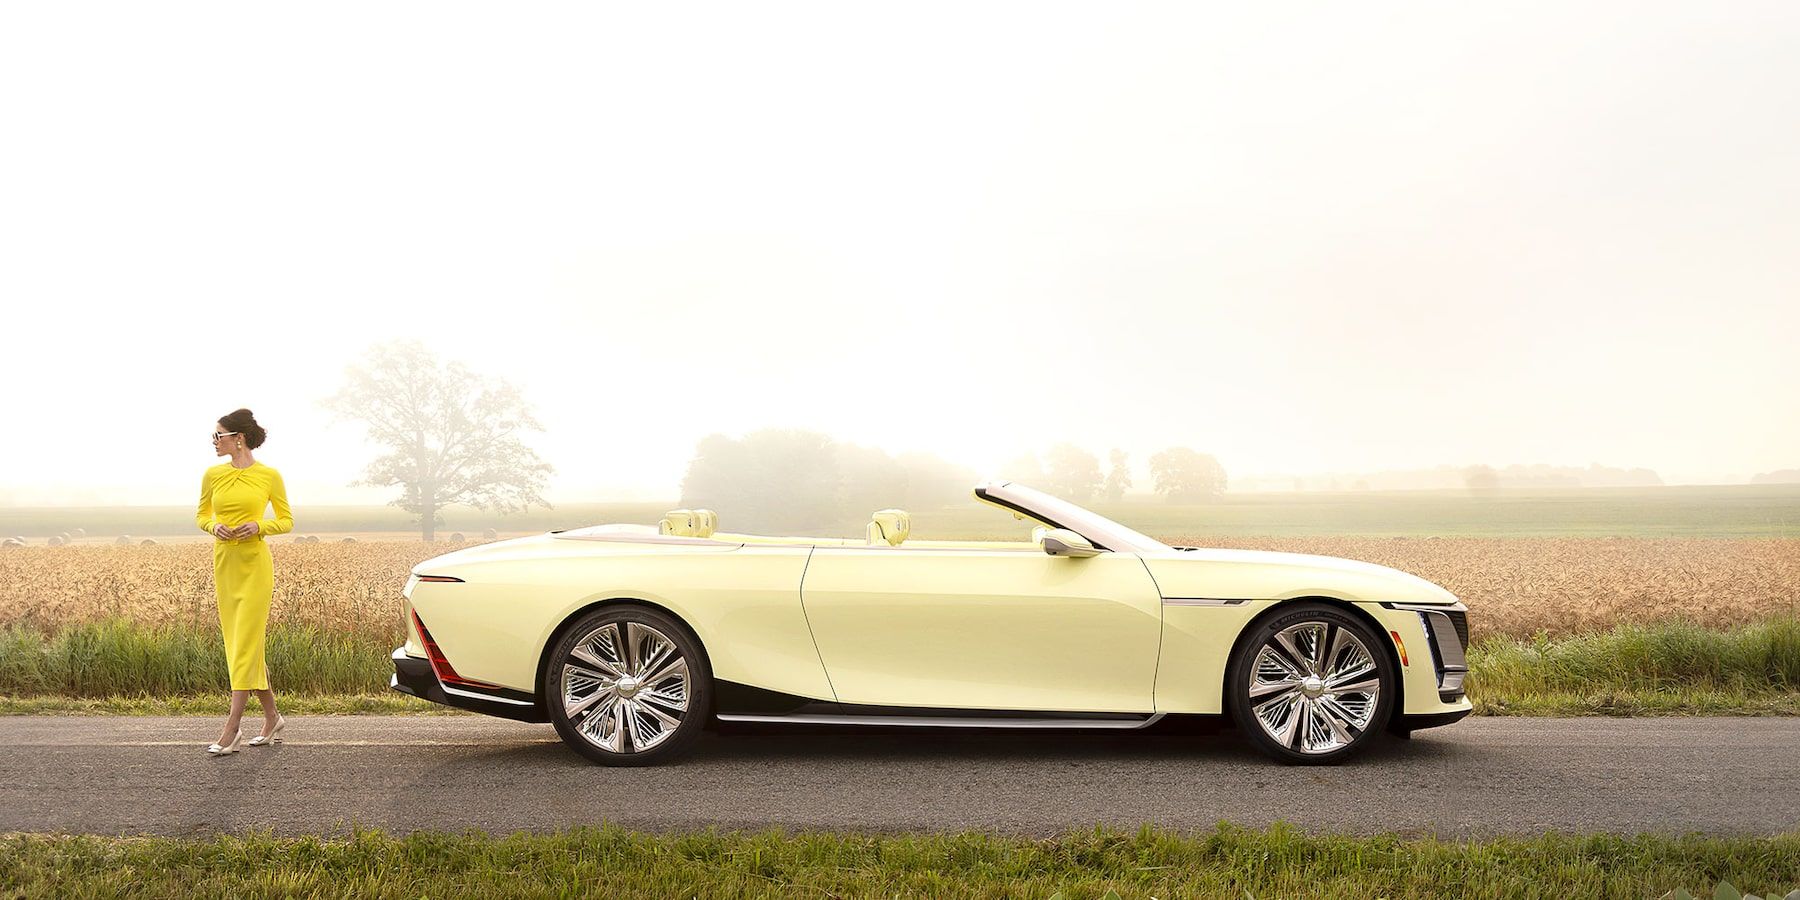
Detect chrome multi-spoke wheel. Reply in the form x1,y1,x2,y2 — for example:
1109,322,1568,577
548,607,710,765
1229,604,1395,764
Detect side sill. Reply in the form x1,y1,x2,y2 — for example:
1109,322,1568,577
717,712,1167,730
713,678,1163,729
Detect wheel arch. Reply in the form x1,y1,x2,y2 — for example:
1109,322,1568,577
1221,595,1406,730
534,596,717,716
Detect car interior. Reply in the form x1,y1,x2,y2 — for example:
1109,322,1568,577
646,505,1044,552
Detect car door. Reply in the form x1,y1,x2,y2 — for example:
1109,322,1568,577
799,545,1163,712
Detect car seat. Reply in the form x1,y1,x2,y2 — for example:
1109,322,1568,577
658,508,717,538
866,508,911,546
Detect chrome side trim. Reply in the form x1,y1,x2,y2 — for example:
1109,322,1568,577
1162,597,1250,606
717,712,1166,730
442,683,536,707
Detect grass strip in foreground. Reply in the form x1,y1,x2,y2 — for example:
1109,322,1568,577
2,823,1797,899
3,615,1798,716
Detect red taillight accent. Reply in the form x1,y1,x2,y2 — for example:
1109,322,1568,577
416,574,463,582
411,609,502,688
1390,630,1409,666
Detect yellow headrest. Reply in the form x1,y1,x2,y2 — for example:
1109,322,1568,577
866,508,911,546
658,509,699,536
659,509,717,538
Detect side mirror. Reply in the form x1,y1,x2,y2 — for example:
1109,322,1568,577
1040,528,1101,558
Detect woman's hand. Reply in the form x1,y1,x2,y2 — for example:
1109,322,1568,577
211,523,234,540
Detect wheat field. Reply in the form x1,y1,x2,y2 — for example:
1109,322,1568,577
1,537,1795,643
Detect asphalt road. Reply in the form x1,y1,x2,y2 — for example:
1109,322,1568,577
2,715,1796,839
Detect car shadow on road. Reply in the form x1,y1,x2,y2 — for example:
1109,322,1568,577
661,721,1472,768
384,720,1475,775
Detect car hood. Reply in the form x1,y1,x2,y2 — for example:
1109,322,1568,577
1140,547,1458,605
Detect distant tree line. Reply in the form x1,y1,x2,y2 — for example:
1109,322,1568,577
1000,444,1227,503
1463,463,1663,494
679,429,976,532
679,432,1232,531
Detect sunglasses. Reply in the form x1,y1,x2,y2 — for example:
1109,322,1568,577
212,431,239,442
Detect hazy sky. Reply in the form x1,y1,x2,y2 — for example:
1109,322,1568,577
3,2,1797,506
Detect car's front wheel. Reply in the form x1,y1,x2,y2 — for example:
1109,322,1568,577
1228,602,1396,764
546,605,711,766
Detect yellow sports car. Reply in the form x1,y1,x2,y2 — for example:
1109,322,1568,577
391,481,1471,765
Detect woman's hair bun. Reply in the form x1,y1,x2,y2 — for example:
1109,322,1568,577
218,408,269,450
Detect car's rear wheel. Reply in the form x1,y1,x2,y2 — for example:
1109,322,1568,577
1228,602,1396,764
546,605,711,766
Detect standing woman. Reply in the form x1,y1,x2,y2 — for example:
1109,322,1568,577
195,408,294,755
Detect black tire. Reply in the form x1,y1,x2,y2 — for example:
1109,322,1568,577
546,605,712,766
1227,601,1397,765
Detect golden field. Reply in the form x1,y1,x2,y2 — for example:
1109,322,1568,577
1,536,1795,643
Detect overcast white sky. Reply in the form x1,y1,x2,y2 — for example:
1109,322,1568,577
2,2,1796,506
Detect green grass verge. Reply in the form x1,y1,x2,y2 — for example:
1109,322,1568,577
1467,616,1800,715
2,616,1797,716
2,823,1796,899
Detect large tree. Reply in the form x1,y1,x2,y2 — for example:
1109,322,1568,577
1148,447,1227,502
319,339,553,540
1043,443,1103,502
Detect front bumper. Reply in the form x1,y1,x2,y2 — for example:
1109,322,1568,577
390,646,548,723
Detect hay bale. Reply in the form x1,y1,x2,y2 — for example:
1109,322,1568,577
2,538,23,548
140,538,157,546
48,535,64,547
449,532,465,543
71,527,86,538
115,535,131,545
341,536,357,543
483,527,498,540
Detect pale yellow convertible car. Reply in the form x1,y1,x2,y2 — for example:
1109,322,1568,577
392,481,1471,765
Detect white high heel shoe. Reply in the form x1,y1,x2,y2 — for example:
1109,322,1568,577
207,727,243,756
247,714,285,747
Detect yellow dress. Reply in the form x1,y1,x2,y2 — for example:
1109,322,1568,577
194,461,293,691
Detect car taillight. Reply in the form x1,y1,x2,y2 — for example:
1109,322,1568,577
411,609,503,688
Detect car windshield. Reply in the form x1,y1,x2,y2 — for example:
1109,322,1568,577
981,482,1171,554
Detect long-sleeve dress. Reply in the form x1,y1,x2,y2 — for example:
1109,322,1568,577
195,460,293,690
